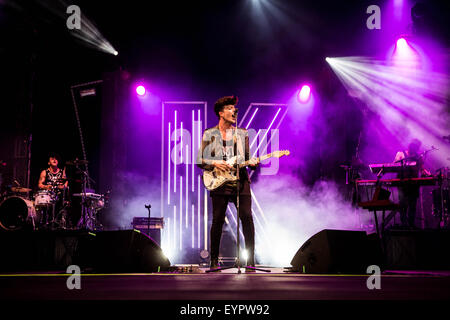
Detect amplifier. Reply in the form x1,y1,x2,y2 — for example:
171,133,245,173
131,217,164,230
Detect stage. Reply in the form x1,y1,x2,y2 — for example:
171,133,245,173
1,227,450,300
1,269,449,320
1,229,450,317
1,269,450,301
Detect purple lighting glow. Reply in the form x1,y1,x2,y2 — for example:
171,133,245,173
396,38,408,52
392,37,420,68
136,85,146,96
394,37,417,58
298,85,311,103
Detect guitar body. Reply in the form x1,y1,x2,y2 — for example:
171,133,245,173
201,150,290,191
203,168,238,191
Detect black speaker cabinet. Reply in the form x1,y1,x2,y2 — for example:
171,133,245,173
93,229,170,272
384,229,450,270
290,229,381,274
132,228,161,246
0,230,95,272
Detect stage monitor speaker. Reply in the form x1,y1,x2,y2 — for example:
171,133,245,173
0,230,95,272
93,229,170,273
290,229,381,274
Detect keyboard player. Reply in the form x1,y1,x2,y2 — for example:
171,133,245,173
394,139,431,228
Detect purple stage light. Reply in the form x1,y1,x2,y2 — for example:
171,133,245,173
396,38,408,51
298,85,311,103
136,85,146,96
394,37,416,58
393,37,420,67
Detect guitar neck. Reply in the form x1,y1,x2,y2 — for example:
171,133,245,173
241,153,272,167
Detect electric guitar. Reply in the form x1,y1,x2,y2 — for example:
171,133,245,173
202,150,290,191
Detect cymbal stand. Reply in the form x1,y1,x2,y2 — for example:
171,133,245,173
41,186,59,230
76,165,97,230
56,185,70,229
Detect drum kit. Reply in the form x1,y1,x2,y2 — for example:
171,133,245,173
0,159,108,232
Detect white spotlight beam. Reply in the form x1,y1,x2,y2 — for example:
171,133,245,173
35,0,118,55
327,56,450,165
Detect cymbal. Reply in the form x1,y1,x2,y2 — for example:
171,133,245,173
11,187,32,193
66,159,89,166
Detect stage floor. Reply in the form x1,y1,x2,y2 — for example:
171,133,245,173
1,267,450,300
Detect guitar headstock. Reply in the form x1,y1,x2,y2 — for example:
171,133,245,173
270,150,290,158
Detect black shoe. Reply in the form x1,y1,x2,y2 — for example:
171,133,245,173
209,259,220,271
245,265,256,273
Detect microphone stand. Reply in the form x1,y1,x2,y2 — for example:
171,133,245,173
145,204,151,236
207,109,270,274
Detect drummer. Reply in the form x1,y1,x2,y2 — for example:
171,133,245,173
38,153,68,191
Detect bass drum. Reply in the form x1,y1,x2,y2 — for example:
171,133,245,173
0,196,38,231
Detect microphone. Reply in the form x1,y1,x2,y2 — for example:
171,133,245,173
233,108,238,117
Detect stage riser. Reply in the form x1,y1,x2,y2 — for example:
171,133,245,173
0,230,170,272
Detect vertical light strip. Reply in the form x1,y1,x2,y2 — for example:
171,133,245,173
180,176,183,250
166,217,170,252
191,204,195,248
192,109,195,192
180,122,183,163
198,109,201,147
245,108,259,129
161,103,165,218
253,108,281,158
167,122,171,205
204,189,208,250
198,109,203,250
186,145,188,228
197,175,201,249
174,110,177,193
173,206,177,250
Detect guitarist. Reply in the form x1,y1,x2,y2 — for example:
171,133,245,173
197,95,259,271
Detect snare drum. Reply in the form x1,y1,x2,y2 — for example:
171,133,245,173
0,196,38,231
34,190,54,207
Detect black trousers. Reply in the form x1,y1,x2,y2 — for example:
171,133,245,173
398,186,419,227
210,193,255,265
